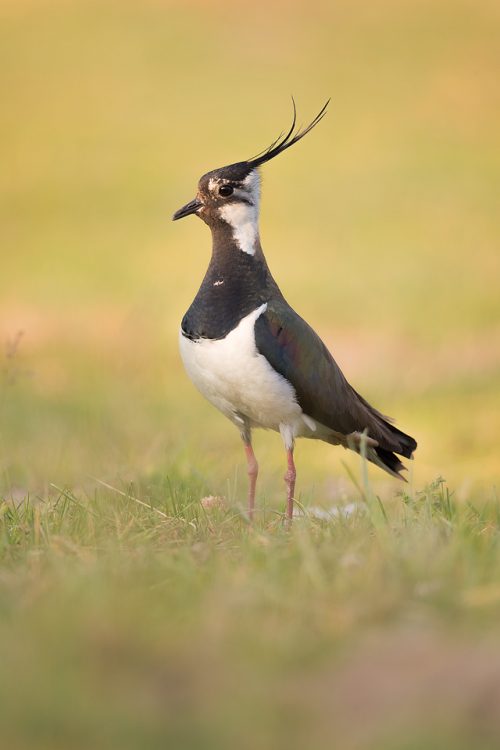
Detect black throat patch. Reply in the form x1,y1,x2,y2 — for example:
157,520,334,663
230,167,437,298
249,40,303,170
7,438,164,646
181,229,280,341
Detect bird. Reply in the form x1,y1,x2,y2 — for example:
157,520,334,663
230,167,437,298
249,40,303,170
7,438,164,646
173,100,417,523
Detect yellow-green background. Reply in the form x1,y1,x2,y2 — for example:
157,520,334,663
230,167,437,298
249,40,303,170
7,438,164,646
2,3,500,749
1,0,499,499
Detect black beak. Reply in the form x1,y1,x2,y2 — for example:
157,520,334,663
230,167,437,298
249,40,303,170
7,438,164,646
172,198,203,221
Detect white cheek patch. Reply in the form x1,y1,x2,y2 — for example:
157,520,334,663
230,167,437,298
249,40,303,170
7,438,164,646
243,170,261,207
219,201,259,256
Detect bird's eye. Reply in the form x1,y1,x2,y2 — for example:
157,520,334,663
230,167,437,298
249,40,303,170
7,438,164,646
218,185,234,197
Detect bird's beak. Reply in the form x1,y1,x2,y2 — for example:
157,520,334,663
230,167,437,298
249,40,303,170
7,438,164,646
172,197,203,221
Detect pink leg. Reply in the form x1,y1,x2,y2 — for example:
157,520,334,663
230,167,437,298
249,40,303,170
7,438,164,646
284,447,296,523
244,442,258,521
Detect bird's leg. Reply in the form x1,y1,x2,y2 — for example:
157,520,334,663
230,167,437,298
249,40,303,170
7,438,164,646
284,446,296,523
243,440,258,522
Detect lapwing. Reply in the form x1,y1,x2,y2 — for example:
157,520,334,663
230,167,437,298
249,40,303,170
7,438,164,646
173,101,417,522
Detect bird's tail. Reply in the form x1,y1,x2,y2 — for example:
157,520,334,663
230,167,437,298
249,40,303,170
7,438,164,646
345,386,417,481
368,423,417,481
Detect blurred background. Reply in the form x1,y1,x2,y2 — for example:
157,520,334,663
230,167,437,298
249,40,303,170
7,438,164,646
1,0,499,500
2,3,500,749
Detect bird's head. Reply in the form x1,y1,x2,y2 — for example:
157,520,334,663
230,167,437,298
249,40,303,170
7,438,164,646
173,100,329,252
173,160,261,226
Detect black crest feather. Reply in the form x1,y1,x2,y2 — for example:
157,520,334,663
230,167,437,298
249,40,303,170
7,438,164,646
247,98,330,168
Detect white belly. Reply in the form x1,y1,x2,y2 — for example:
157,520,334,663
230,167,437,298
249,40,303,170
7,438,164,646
179,304,315,444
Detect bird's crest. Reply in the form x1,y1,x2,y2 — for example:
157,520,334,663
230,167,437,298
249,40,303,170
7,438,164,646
246,98,330,169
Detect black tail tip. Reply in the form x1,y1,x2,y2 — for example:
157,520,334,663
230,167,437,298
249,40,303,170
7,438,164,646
374,447,408,480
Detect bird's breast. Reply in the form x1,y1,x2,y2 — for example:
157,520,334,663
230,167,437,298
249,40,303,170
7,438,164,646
178,304,304,432
181,249,274,341
181,277,266,341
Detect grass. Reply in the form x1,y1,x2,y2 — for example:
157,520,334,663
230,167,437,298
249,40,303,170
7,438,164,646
2,477,500,749
1,0,500,746
1,0,499,490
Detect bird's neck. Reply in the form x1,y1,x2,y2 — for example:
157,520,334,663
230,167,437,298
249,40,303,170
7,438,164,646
209,198,263,257
206,219,283,294
181,218,281,341
209,218,265,265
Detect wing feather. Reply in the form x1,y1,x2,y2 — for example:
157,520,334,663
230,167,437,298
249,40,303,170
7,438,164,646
254,300,416,459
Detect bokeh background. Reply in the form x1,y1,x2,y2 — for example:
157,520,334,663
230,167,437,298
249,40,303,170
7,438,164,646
1,0,499,501
1,2,500,749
